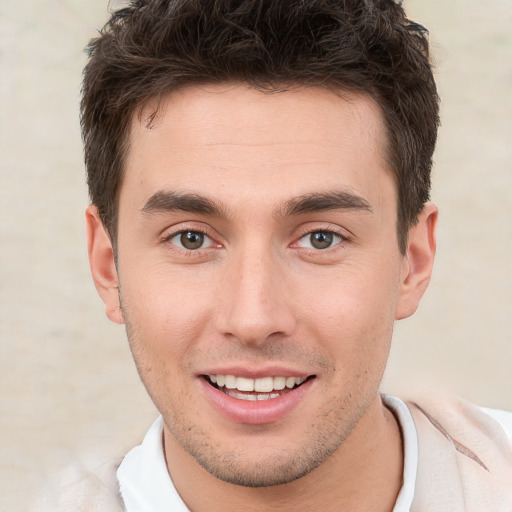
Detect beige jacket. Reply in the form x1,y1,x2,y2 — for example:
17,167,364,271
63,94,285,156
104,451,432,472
407,395,512,511
39,395,512,511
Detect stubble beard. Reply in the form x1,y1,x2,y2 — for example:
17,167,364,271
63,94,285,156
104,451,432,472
163,398,371,488
120,296,384,489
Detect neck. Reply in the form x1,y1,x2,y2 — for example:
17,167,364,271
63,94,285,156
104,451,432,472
165,395,403,512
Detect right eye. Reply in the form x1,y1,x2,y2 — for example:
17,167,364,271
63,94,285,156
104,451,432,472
169,230,214,250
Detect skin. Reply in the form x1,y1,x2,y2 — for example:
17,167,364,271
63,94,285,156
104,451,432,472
87,85,437,511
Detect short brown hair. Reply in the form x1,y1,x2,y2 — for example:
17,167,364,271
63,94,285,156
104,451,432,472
81,0,439,253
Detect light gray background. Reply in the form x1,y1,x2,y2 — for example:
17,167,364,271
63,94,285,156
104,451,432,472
0,1,511,510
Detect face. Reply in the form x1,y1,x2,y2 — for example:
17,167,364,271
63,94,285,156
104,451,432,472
88,85,435,487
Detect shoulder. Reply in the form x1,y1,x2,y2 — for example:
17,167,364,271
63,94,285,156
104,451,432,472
405,393,512,449
30,457,124,512
403,393,512,511
480,406,512,440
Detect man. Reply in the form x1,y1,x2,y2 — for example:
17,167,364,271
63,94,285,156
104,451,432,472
78,0,512,510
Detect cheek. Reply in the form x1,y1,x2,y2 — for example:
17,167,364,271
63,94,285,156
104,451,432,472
118,274,215,415
297,262,400,365
118,264,216,367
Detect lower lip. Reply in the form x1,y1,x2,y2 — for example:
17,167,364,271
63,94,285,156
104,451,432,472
199,377,314,425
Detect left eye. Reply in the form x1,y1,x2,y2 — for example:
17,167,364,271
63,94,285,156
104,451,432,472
297,231,343,250
170,230,213,250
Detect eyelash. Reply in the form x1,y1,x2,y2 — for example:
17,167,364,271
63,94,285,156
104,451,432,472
161,226,221,254
160,225,348,256
293,227,347,252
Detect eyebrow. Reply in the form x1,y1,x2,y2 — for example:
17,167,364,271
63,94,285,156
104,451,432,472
280,191,373,217
141,191,228,216
140,189,372,219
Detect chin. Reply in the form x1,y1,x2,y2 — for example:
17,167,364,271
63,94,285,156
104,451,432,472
190,446,326,488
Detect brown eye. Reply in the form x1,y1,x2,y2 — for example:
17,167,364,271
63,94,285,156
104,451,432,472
171,230,207,250
297,231,342,250
310,232,334,249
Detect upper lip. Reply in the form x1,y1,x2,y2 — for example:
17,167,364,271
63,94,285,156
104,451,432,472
197,365,313,379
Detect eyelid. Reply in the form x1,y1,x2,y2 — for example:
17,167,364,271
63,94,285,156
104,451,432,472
161,223,222,251
290,224,349,253
294,223,348,240
170,231,215,250
296,231,343,248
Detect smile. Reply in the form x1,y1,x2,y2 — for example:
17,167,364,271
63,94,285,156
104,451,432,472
200,372,316,424
206,375,310,401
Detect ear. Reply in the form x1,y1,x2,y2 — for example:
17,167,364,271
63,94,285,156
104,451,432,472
85,205,124,324
395,202,438,320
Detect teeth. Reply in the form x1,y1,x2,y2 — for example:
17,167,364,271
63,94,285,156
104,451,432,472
226,391,258,401
236,377,254,392
255,377,273,392
224,390,283,401
273,376,286,390
224,375,237,389
208,375,308,393
286,376,296,389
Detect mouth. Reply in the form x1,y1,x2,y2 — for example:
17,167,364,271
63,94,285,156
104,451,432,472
203,374,314,401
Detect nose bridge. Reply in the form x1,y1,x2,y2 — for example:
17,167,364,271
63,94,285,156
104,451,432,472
216,241,295,344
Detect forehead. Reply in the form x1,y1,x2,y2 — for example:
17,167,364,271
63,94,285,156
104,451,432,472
133,84,387,154
122,84,394,211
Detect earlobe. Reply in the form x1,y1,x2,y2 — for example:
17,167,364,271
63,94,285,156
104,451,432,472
85,205,124,324
395,203,438,320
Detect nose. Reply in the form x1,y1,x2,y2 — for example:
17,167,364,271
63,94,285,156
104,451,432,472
215,248,297,346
